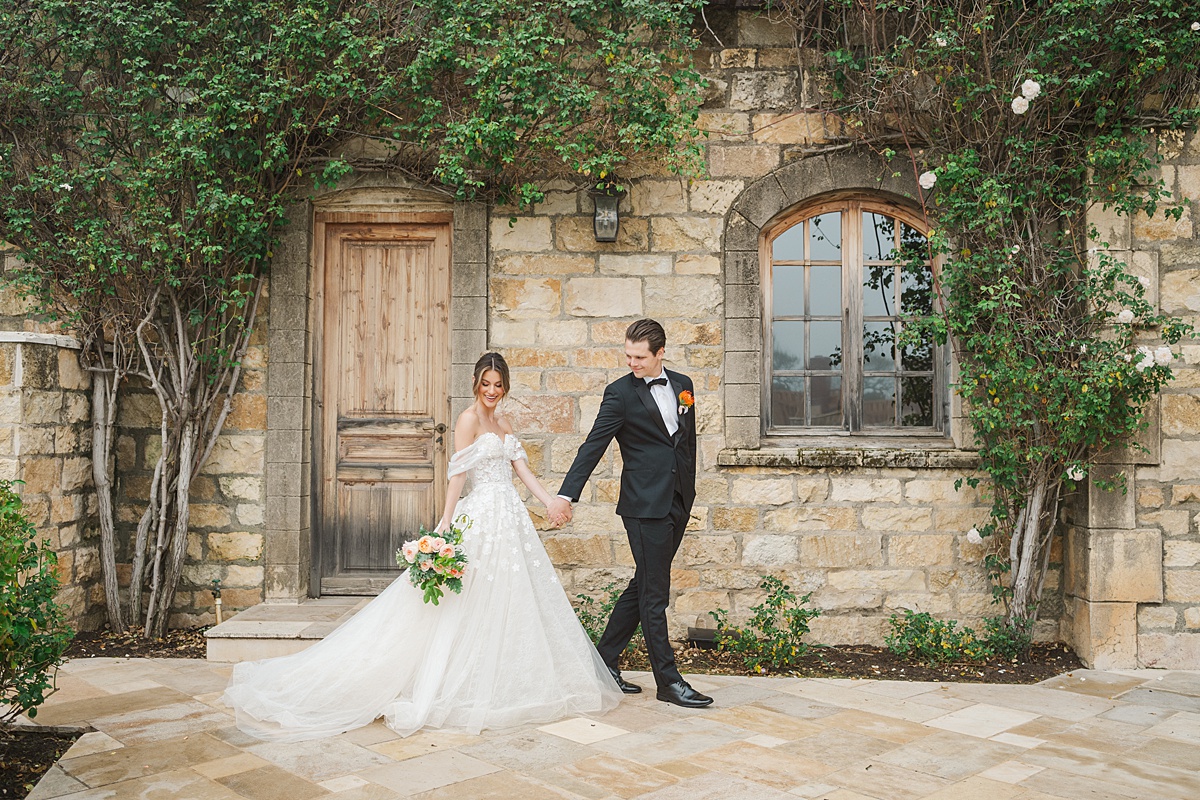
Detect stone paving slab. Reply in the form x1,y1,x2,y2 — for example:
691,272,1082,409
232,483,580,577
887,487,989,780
18,658,1200,800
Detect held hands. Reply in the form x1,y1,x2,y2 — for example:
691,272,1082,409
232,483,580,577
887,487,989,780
547,496,573,528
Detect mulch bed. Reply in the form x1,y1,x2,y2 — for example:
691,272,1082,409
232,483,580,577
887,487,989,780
0,728,80,798
63,625,209,660
624,641,1083,684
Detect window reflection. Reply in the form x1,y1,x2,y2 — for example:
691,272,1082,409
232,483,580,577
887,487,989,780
809,213,842,261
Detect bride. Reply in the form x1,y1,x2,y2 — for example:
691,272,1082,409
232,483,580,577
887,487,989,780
222,353,622,741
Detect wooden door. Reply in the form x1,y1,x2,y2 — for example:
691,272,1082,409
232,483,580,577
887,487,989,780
316,219,451,594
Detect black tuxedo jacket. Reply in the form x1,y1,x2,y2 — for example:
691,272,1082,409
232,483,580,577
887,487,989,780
559,369,697,518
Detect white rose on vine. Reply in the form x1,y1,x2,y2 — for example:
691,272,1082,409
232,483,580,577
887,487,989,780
1153,345,1173,367
1137,275,1150,289
918,170,937,190
1066,466,1086,482
1020,79,1042,100
1116,309,1134,324
934,34,950,47
1192,21,1200,31
1135,346,1155,371
1011,96,1030,115
966,527,984,545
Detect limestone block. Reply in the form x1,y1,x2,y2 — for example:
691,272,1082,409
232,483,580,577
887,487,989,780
1164,540,1200,567
1139,509,1189,536
227,393,267,432
490,320,537,346
225,564,265,588
814,588,883,611
673,590,731,616
20,427,56,455
565,278,643,317
708,145,781,180
556,216,649,253
1186,607,1200,628
494,253,595,275
57,349,90,391
829,478,902,503
220,476,263,502
649,217,722,253
1083,464,1135,529
808,614,889,646
1172,484,1200,503
19,457,60,494
1162,393,1200,436
711,507,759,532
1066,527,1163,603
729,71,797,110
503,395,574,434
751,112,840,145
1132,206,1192,242
0,345,13,388
1159,439,1200,482
1137,605,1178,629
490,216,552,251
1066,596,1138,669
208,531,264,561
236,503,265,526
23,391,64,425
644,276,722,317
903,478,976,504
888,534,955,567
598,254,672,276
680,534,739,566
765,506,857,531
718,48,756,69
742,533,798,567
543,534,613,566
860,507,932,532
827,569,924,592
675,254,721,275
695,112,750,142
689,180,744,215
1165,569,1200,602
63,393,90,424
490,277,562,319
799,533,884,568
731,476,793,505
630,180,688,215
738,12,795,46
1138,632,1200,669
666,320,722,346
884,592,954,615
60,457,90,491
1086,205,1131,250
116,392,162,428
202,435,266,475
1136,486,1165,509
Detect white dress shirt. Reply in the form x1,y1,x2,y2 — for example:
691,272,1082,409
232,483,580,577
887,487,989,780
645,372,678,437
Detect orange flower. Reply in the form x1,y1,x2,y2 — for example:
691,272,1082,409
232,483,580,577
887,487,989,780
678,390,694,408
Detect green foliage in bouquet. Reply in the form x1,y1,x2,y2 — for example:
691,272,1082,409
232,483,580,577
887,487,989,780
1,481,73,723
397,516,471,605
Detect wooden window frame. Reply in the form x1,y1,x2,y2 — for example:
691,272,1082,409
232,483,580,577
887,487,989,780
760,193,949,439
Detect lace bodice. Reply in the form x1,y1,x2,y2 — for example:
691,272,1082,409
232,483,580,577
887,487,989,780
448,432,528,485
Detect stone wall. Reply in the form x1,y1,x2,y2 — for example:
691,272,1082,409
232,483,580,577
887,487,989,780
0,247,102,629
1065,128,1200,668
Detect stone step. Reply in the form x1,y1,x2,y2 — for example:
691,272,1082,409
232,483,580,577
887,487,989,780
204,597,369,662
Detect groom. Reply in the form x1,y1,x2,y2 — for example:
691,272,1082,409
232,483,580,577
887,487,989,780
549,319,712,708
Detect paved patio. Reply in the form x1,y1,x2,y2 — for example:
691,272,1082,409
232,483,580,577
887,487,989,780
20,657,1200,800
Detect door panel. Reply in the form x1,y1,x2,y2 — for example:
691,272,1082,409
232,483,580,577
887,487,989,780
318,222,450,594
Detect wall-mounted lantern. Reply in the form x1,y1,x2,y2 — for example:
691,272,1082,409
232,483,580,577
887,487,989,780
589,185,625,242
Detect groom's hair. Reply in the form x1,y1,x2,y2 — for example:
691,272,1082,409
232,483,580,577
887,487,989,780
625,318,666,354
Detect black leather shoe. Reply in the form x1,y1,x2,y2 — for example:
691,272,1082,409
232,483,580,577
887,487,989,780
656,680,713,708
608,666,642,694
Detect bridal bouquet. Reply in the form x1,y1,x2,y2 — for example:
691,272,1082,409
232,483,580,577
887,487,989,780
397,515,471,605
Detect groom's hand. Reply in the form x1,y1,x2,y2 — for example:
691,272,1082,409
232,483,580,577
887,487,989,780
548,496,573,527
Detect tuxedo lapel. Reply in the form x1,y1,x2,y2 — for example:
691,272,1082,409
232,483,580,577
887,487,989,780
632,375,673,442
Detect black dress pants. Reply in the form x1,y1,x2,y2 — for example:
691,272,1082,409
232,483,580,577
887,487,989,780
596,490,688,688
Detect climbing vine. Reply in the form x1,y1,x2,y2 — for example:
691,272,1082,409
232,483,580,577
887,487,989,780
775,0,1200,631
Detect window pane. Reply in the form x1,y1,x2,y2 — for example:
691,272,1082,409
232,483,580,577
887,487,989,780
772,224,805,261
901,260,934,316
863,321,898,371
863,263,895,317
772,321,804,371
810,376,842,426
771,376,806,427
809,321,841,371
809,213,842,261
863,376,897,426
773,265,804,317
809,264,841,315
864,212,897,261
899,223,927,256
901,333,934,372
900,375,934,427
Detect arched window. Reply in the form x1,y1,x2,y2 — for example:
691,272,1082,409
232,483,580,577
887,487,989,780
763,196,946,434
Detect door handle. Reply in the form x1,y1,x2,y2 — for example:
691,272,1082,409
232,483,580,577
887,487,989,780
434,422,447,446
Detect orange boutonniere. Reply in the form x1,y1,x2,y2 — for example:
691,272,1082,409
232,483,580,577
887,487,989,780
677,389,694,415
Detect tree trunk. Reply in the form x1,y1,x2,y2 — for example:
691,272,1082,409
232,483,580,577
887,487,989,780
89,366,125,633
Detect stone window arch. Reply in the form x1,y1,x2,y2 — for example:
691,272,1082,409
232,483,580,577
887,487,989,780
721,150,960,461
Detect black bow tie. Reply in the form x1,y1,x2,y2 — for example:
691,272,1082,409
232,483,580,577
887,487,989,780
647,377,668,387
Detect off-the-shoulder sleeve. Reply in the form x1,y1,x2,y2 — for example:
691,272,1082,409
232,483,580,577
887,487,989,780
505,435,529,463
447,439,487,478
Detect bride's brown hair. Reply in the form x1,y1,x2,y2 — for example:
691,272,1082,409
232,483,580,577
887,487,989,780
472,352,511,399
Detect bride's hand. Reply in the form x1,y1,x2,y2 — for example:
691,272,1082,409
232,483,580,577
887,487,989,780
433,519,449,535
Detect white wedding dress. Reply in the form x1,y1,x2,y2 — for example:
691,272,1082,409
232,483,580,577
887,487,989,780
222,432,622,741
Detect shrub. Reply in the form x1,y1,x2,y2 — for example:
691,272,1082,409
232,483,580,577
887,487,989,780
0,481,73,722
573,581,641,654
980,616,1034,660
885,611,989,666
710,576,821,674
